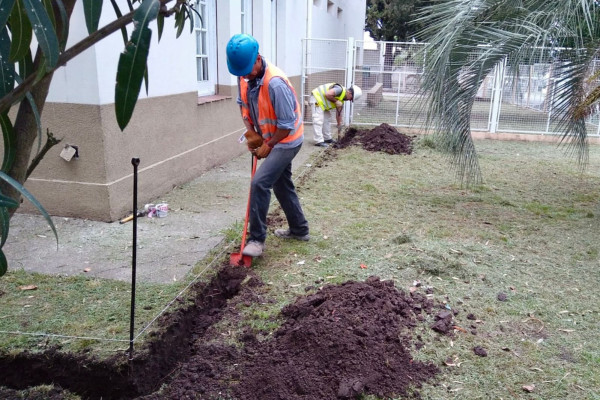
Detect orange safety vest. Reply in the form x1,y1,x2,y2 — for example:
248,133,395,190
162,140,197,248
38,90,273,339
239,61,304,143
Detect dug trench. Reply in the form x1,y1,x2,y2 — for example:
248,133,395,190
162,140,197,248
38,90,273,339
0,264,464,399
0,125,469,399
0,264,251,399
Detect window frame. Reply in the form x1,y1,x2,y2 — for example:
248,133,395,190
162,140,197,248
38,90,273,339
194,0,217,96
241,0,252,34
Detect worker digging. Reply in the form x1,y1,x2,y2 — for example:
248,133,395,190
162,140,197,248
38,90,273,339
226,33,310,261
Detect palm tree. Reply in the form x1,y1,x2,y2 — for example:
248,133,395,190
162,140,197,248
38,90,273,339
416,0,600,185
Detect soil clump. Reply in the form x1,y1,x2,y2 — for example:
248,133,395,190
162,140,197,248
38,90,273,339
142,272,442,400
0,266,450,399
0,126,440,398
335,123,414,155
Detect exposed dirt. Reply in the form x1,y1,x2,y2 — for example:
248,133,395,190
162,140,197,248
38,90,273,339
144,275,442,400
0,265,250,399
0,125,448,399
335,123,414,155
0,265,456,399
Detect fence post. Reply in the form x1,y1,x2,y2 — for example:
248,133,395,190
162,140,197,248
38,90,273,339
345,37,355,126
301,38,307,121
489,59,505,133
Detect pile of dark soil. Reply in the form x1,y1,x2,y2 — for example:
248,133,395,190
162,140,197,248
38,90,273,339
335,123,414,155
143,272,444,400
0,266,458,399
233,276,440,399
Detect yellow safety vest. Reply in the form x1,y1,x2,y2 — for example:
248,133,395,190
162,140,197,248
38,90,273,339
312,83,346,111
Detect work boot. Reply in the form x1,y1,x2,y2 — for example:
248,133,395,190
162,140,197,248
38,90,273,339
274,229,310,241
314,142,329,148
242,240,265,257
324,139,337,144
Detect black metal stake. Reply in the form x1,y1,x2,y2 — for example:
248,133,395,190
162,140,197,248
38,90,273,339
129,158,140,361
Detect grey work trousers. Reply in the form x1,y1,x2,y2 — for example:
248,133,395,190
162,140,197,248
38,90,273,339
248,144,309,243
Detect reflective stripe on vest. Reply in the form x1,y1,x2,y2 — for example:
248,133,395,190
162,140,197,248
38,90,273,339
239,62,304,143
311,83,346,111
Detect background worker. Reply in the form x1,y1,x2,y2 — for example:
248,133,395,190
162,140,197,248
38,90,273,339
226,34,310,258
310,83,362,147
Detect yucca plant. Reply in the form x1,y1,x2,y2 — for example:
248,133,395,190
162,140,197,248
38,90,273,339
417,0,600,184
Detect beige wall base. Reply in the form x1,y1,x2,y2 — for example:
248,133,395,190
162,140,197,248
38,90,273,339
20,91,246,221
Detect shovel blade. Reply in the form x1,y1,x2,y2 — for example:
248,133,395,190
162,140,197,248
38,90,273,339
230,252,252,267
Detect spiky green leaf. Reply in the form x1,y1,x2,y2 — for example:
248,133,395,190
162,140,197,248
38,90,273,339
8,0,33,62
114,0,159,130
41,0,55,27
0,113,15,172
0,248,7,276
0,27,14,99
143,65,148,95
27,90,42,153
54,0,68,51
109,0,128,44
0,194,18,208
14,74,42,153
0,0,15,31
17,47,33,78
0,206,9,247
156,11,163,41
23,0,59,69
83,0,102,34
174,6,184,38
417,0,600,183
0,171,57,247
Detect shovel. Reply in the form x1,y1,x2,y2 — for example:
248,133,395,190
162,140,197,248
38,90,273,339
230,154,257,267
337,124,349,143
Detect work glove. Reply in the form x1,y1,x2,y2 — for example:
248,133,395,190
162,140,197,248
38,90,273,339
254,142,271,159
244,130,263,150
335,100,343,108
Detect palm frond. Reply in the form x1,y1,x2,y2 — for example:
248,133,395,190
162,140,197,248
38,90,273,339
417,0,600,183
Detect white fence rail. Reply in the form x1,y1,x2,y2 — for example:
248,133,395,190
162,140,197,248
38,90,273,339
301,38,600,137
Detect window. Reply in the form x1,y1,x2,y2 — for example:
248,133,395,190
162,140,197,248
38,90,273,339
241,0,252,34
194,0,217,96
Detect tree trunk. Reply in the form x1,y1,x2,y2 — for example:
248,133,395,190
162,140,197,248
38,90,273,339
0,0,77,212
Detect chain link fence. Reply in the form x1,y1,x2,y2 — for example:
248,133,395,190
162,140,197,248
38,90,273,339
302,38,600,138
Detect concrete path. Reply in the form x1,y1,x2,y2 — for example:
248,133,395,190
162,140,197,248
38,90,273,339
3,134,324,284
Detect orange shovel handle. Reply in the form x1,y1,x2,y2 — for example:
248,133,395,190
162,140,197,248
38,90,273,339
238,155,257,255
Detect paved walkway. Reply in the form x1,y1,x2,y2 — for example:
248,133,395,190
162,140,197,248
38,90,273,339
3,134,324,284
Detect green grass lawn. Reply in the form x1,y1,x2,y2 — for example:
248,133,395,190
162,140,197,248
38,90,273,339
240,137,600,399
1,135,599,399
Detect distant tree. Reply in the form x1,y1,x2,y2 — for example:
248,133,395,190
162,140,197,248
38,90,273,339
365,0,432,88
0,0,197,275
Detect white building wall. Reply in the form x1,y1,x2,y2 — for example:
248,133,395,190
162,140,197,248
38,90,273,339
46,2,99,104
48,0,198,105
47,0,366,104
32,0,366,220
250,1,274,61
309,0,365,41
275,1,307,77
217,0,245,88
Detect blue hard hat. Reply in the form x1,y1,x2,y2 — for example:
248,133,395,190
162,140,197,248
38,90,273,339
226,34,259,76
